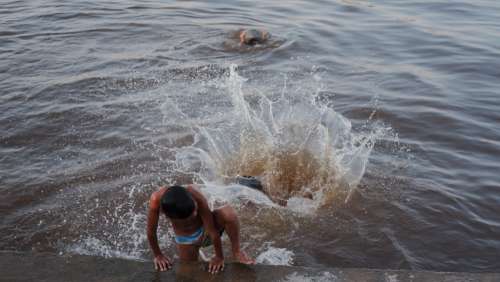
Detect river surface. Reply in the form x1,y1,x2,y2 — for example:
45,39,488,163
1,0,500,273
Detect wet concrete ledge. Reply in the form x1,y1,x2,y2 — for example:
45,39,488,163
1,251,499,282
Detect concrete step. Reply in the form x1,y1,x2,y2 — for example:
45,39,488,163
1,251,498,282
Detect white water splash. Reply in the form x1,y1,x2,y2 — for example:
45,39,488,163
66,186,174,260
256,246,295,266
168,64,385,211
200,183,278,209
67,210,158,260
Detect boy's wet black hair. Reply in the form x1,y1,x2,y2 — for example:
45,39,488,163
161,186,195,219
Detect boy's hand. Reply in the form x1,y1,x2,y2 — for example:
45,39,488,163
154,254,172,271
208,256,224,274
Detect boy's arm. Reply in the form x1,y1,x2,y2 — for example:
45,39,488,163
188,186,224,273
147,191,172,271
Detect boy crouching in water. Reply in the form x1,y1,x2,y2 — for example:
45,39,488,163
147,185,255,274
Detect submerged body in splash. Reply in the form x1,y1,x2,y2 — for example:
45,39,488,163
235,175,314,207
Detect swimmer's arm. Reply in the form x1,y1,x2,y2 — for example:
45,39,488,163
189,186,224,259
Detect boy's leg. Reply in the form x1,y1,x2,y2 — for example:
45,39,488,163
176,244,200,262
212,205,255,264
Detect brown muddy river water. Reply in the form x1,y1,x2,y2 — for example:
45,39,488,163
1,0,500,273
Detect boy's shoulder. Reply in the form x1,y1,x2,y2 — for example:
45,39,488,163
185,184,206,200
149,187,168,208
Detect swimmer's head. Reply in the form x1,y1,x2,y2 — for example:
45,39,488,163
161,186,196,219
239,29,270,45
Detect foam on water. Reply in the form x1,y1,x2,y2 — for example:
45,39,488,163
256,246,295,266
69,237,141,260
67,212,172,260
282,271,338,282
66,185,173,260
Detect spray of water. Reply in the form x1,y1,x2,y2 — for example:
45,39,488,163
172,64,383,211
